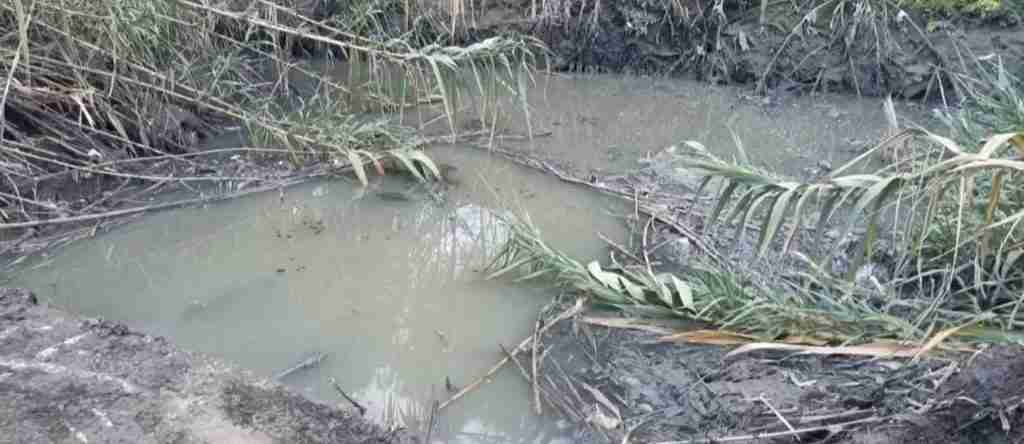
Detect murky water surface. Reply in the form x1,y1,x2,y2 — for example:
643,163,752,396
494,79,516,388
473,74,930,177
12,71,933,443
15,144,623,443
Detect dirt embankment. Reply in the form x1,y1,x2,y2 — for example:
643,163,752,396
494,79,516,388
0,287,408,444
467,0,1023,98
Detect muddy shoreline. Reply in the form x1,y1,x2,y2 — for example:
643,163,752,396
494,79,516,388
4,137,1024,443
0,287,410,444
4,3,1024,443
520,302,1024,443
3,82,1022,443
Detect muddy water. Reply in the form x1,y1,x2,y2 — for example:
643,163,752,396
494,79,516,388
11,68,936,443
13,145,626,443
447,74,932,178
288,58,931,178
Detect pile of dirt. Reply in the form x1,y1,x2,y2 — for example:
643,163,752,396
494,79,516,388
0,287,409,444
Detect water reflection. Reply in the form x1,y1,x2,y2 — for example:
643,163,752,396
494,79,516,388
13,146,620,443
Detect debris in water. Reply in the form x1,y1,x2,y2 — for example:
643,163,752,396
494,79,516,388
330,377,367,416
435,330,450,351
272,351,328,382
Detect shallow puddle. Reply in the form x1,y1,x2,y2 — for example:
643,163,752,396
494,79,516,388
13,145,627,443
10,68,938,443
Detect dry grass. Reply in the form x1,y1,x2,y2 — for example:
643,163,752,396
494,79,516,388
0,0,541,230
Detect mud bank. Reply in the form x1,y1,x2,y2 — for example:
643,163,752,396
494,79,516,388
467,0,1024,98
534,315,1024,443
0,287,409,444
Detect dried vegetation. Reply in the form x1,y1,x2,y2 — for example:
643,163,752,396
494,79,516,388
0,0,538,243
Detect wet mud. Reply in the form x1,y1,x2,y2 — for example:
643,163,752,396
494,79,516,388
526,311,1024,443
0,287,408,444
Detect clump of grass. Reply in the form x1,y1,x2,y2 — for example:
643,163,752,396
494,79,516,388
943,58,1024,145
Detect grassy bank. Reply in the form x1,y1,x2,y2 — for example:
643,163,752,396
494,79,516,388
0,0,538,236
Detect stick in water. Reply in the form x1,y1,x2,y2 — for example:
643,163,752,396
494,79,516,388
438,299,584,411
329,377,367,416
272,351,328,382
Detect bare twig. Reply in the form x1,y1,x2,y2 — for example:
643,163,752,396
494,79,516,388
552,358,587,407
329,377,367,416
438,298,584,411
759,394,799,440
0,171,326,230
598,231,641,263
424,400,439,444
498,343,562,417
532,315,543,415
642,215,654,274
272,351,328,382
651,416,884,444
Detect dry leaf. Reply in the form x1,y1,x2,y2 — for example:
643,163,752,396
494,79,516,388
656,329,760,345
725,342,922,359
580,317,674,335
581,382,622,423
779,335,830,346
912,322,975,361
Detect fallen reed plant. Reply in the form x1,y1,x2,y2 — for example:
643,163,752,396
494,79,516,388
646,98,1020,343
481,82,1021,345
485,202,1024,346
485,207,930,343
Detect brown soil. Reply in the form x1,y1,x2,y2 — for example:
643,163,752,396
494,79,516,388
0,287,411,444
